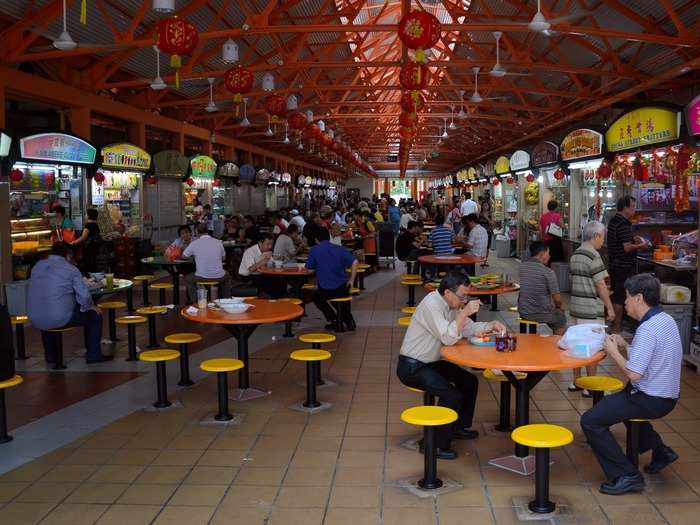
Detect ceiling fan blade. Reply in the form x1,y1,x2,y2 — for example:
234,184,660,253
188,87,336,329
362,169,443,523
548,11,592,24
504,71,532,77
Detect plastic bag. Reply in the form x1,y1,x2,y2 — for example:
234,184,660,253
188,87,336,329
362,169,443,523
558,323,606,358
164,244,183,261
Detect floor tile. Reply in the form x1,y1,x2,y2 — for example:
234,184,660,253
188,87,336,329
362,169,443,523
275,485,330,507
0,502,56,525
323,507,380,525
152,505,215,525
117,483,178,505
38,503,109,525
168,484,227,506
94,504,162,525
64,483,128,504
267,507,324,525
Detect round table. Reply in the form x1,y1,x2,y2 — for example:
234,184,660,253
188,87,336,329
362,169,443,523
418,254,482,266
441,334,603,475
141,257,194,305
258,266,315,299
181,299,303,400
89,278,133,300
423,282,520,312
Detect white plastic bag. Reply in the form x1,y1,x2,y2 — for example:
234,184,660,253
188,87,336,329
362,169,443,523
558,323,606,358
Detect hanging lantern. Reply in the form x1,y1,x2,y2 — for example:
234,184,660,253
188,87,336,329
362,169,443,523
222,38,239,63
506,176,514,185
398,10,442,62
399,62,429,91
526,173,535,183
155,16,198,88
399,112,417,128
399,127,416,141
9,168,23,182
597,160,612,180
492,177,500,186
153,0,175,13
94,171,105,184
400,91,425,116
147,176,158,185
213,179,221,187
288,111,307,131
265,94,287,122
224,64,253,114
553,168,566,180
262,72,275,91
186,177,194,186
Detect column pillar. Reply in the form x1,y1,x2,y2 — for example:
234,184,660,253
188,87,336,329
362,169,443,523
177,132,185,154
0,81,6,128
70,107,91,140
128,122,146,148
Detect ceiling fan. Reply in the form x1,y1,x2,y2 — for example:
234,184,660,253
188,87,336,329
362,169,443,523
469,67,509,104
457,90,467,119
489,32,531,78
528,0,591,33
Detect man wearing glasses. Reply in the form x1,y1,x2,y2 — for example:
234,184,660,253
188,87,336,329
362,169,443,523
397,272,507,459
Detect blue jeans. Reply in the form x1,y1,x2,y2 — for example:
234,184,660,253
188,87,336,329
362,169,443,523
40,307,103,362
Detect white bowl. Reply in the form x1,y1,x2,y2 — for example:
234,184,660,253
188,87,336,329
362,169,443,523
89,272,105,281
215,298,244,306
221,303,253,314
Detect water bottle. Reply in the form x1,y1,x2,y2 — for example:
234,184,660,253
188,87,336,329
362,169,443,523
197,285,207,309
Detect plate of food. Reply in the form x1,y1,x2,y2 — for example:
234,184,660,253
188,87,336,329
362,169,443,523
469,335,495,346
473,282,499,290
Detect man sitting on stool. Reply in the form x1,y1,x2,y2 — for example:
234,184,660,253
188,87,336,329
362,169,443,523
581,273,681,495
305,228,358,331
397,272,507,459
183,223,232,302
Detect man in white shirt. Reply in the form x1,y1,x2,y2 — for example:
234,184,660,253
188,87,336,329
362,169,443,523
183,223,231,302
273,224,300,262
289,209,306,231
460,192,478,217
397,273,507,459
462,214,489,259
399,208,415,231
239,234,274,277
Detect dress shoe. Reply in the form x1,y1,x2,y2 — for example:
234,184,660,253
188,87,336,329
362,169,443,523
324,322,337,330
644,446,678,474
451,428,479,440
345,318,357,331
86,355,114,364
599,473,645,495
417,441,457,460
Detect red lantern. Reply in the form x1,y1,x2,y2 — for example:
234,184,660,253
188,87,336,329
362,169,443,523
265,94,286,122
288,111,307,131
155,16,198,88
186,177,194,186
399,62,429,91
597,161,612,180
399,112,417,128
213,179,221,187
9,168,23,182
553,168,565,180
400,92,425,114
321,134,334,148
224,65,254,109
399,127,416,141
492,177,500,186
526,173,535,183
398,10,442,62
506,176,514,184
305,123,322,140
481,180,489,187
93,171,105,184
147,176,157,185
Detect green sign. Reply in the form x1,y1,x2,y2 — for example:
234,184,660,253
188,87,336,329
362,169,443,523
190,155,217,178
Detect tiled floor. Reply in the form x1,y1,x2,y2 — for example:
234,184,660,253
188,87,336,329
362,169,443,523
2,257,700,524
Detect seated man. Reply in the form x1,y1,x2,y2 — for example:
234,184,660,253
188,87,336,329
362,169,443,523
273,224,300,262
462,213,488,260
397,272,506,459
517,241,566,335
581,274,681,495
396,220,424,273
306,228,358,331
429,214,454,255
183,223,232,301
239,234,283,297
27,242,111,364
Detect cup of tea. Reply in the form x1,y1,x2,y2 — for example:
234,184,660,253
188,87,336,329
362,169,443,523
495,335,509,352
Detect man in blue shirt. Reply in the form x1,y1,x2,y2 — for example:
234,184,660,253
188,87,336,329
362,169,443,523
27,242,111,364
581,273,681,495
306,229,358,331
388,198,401,233
429,214,454,256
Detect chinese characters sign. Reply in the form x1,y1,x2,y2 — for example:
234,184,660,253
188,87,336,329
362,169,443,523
509,150,530,171
686,95,700,137
530,141,559,166
560,129,603,161
190,155,217,178
20,133,96,164
101,143,151,170
495,156,510,174
605,107,680,152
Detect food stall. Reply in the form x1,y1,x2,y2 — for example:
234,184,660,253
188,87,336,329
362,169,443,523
95,143,149,231
150,150,188,243
493,156,509,225
0,131,14,284
9,132,96,278
184,154,217,221
502,150,529,258
214,161,239,217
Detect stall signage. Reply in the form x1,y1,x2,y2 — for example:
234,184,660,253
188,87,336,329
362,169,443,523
0,132,11,157
484,160,495,177
467,167,477,180
560,129,602,160
495,156,510,174
101,143,150,170
509,150,530,171
605,107,680,152
686,95,700,137
20,133,96,164
218,162,239,177
239,164,255,181
190,155,217,178
153,150,188,177
531,141,559,166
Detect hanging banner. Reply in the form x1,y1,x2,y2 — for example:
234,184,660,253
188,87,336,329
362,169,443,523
509,150,530,171
686,95,700,137
190,155,217,178
153,150,189,177
530,141,559,166
20,133,96,164
101,143,151,170
495,156,510,174
605,107,681,152
560,129,603,161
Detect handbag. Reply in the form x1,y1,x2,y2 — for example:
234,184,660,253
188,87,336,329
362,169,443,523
546,222,563,237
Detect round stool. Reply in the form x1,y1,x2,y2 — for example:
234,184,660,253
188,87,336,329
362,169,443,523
406,386,436,406
400,273,420,280
519,318,538,334
98,301,127,343
483,369,527,432
298,332,336,385
196,280,223,302
164,332,202,386
301,283,317,292
290,349,332,410
116,315,147,361
345,267,367,290
511,424,574,514
349,287,361,295
279,298,303,338
133,275,156,306
200,358,244,421
47,327,74,370
401,406,458,490
401,306,416,315
397,316,412,327
139,349,180,408
0,375,23,443
151,282,174,306
401,279,423,307
329,296,353,332
136,306,167,348
626,418,650,469
11,316,30,360
574,376,624,405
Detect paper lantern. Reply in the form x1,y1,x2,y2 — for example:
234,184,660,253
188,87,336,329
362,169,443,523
93,171,105,184
526,173,535,183
9,168,23,182
147,176,158,185
399,62,429,91
506,176,514,184
288,111,307,131
491,177,500,186
398,10,442,62
265,94,287,122
186,177,194,186
155,16,198,88
399,112,417,128
481,180,489,187
224,65,254,104
597,161,612,180
553,168,566,180
213,179,221,187
400,91,425,114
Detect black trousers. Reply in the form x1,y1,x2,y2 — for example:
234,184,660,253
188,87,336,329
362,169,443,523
40,307,103,362
581,383,677,481
397,356,479,449
313,284,354,323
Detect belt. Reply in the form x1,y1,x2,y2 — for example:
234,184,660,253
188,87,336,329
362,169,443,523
399,355,427,367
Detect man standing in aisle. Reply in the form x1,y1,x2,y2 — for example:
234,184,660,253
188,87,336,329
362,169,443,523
183,223,232,301
460,191,478,217
581,274,681,495
607,196,647,333
397,273,507,459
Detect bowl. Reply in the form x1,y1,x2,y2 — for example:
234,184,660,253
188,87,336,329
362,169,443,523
220,303,253,314
89,272,105,281
215,298,245,306
468,276,481,284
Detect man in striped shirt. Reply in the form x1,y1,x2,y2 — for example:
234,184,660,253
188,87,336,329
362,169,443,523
581,274,681,495
429,214,454,256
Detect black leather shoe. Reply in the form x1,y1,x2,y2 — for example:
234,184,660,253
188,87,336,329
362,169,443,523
417,441,458,460
86,355,114,364
451,428,479,440
599,473,645,495
324,322,336,330
345,318,357,331
644,446,678,474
